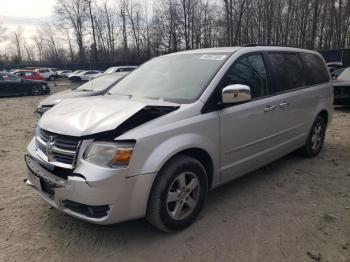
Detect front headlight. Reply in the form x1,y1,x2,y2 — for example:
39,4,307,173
84,141,135,168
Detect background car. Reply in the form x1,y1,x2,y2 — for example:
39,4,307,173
331,68,345,79
12,70,44,81
67,70,84,77
0,72,50,97
35,68,57,81
104,66,137,74
332,67,350,105
36,72,128,115
68,70,102,82
56,70,72,78
327,62,344,74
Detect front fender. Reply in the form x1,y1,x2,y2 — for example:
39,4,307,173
132,133,220,186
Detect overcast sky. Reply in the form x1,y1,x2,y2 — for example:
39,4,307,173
0,0,55,18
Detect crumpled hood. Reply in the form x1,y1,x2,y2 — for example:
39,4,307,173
40,89,94,106
38,96,178,137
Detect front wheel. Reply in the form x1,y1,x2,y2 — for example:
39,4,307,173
49,75,55,81
31,85,42,96
299,116,326,157
146,155,208,232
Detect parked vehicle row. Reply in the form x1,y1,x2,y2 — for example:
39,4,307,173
68,70,102,82
25,46,333,232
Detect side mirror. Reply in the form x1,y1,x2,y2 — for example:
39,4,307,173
222,84,251,104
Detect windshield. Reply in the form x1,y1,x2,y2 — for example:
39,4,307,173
72,70,83,74
337,67,350,81
108,53,230,103
104,68,116,74
77,74,125,92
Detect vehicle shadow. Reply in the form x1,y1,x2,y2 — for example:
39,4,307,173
40,140,348,260
334,105,350,112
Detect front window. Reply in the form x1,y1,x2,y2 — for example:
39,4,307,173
108,53,231,103
77,74,124,92
104,68,116,74
337,67,350,81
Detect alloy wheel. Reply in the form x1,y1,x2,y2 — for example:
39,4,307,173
311,121,323,152
166,172,200,220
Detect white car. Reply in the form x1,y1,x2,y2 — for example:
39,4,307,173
57,70,72,78
35,68,56,81
104,66,137,74
68,70,102,82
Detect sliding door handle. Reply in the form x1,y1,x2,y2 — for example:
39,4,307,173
279,102,290,108
264,105,276,112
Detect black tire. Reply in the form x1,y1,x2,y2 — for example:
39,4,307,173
299,115,326,157
45,85,51,94
146,155,208,232
31,85,42,96
49,75,55,81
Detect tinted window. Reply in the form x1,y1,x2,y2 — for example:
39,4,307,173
301,53,330,85
269,53,305,92
221,54,269,99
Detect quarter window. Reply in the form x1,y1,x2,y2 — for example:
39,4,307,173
301,53,330,85
221,54,269,99
269,53,305,93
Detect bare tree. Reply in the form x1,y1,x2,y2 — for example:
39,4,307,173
55,0,89,63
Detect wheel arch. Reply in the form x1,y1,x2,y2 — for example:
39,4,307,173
318,109,329,126
161,147,214,189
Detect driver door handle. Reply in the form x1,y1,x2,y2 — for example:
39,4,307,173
264,105,276,112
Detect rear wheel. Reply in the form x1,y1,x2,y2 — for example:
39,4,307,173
299,115,326,157
146,155,208,232
49,75,55,81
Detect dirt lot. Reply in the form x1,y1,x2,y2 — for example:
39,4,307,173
0,81,349,262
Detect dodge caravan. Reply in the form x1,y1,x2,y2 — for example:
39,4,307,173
25,46,333,232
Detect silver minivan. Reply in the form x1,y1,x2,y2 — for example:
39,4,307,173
25,46,333,232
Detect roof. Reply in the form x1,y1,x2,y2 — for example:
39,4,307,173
167,46,319,56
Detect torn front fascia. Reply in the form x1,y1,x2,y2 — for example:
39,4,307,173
83,105,179,141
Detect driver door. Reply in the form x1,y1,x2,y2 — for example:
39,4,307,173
219,53,285,183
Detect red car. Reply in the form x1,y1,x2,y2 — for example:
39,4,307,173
13,70,44,81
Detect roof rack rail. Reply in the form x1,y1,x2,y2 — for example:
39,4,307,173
242,43,301,48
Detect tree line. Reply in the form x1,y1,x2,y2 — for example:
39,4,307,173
1,0,350,67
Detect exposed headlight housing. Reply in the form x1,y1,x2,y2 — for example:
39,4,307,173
84,141,135,168
36,105,53,116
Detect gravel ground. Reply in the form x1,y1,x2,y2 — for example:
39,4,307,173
0,81,349,262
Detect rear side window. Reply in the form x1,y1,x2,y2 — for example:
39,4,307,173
269,53,305,93
301,53,330,85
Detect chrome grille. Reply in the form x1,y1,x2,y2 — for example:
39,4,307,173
36,129,81,168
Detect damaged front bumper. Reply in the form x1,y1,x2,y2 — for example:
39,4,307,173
25,138,156,224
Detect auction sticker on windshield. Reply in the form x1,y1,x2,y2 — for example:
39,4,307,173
200,54,227,60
